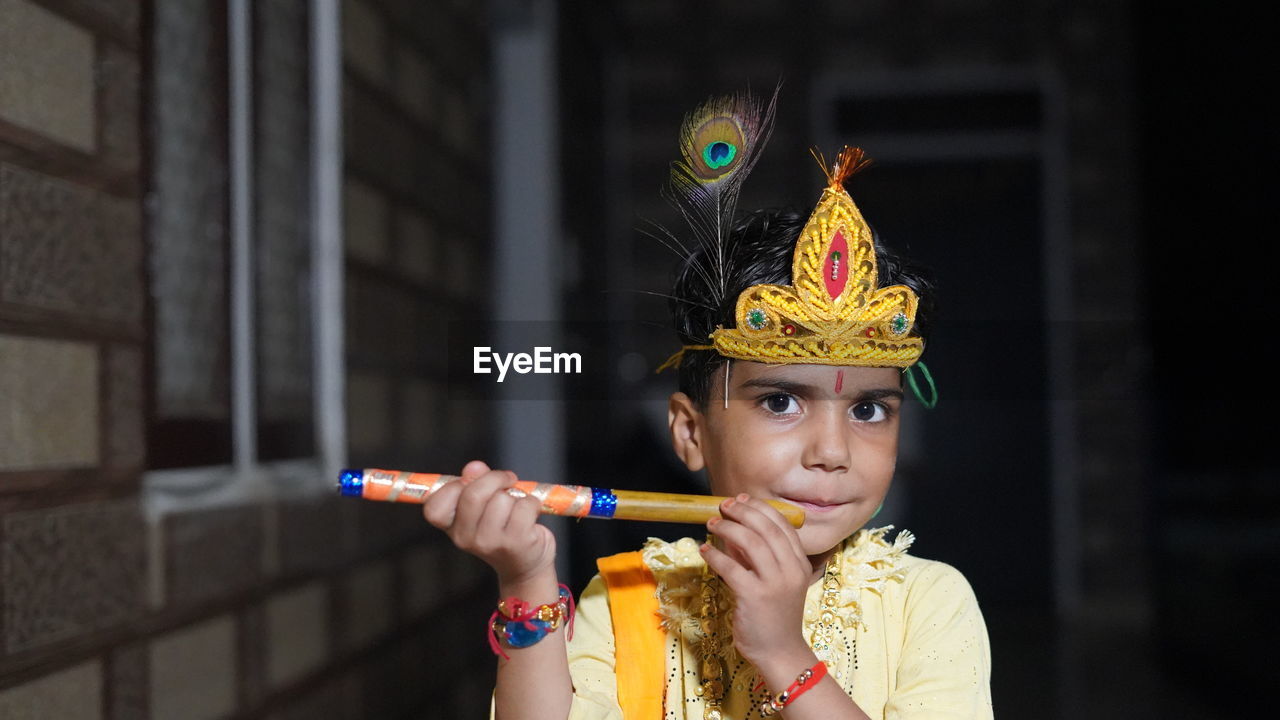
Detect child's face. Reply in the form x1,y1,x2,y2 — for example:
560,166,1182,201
669,361,902,556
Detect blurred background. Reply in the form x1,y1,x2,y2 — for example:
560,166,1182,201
0,0,1273,718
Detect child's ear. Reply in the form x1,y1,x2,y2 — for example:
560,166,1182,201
668,392,706,472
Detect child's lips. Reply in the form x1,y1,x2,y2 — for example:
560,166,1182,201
779,497,847,514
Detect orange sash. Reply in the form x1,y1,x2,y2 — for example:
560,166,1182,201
596,551,665,720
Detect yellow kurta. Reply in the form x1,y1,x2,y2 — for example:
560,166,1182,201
565,527,993,720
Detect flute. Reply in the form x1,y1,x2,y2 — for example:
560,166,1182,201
338,468,805,528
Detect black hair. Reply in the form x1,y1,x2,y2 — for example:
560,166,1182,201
669,207,937,408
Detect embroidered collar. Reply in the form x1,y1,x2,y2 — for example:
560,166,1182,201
641,525,915,639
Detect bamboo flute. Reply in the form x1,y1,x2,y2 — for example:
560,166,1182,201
338,468,805,528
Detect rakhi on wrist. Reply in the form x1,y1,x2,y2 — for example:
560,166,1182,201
337,468,805,528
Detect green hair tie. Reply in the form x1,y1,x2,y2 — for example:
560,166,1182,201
903,361,938,409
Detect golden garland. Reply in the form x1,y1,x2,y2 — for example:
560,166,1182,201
696,546,847,720
643,528,916,718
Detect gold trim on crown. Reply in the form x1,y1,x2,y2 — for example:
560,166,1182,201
708,147,923,367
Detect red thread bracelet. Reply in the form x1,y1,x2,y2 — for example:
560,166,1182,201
759,660,827,716
487,584,575,660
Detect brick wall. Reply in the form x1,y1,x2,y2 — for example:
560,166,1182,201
1,1,497,718
341,0,493,474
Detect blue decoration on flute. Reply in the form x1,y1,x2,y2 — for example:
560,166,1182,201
589,487,617,518
338,468,365,497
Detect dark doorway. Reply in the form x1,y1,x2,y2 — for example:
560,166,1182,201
854,158,1050,610
854,155,1054,716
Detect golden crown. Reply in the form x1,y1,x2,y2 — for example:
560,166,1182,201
708,147,923,368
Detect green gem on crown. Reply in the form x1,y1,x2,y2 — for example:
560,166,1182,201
746,308,768,330
890,312,910,335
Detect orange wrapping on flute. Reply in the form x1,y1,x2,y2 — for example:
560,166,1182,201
358,469,595,517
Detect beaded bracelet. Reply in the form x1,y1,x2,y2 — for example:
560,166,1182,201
759,660,828,716
487,584,575,659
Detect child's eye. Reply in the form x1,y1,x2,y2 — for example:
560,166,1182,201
761,393,800,415
850,401,889,423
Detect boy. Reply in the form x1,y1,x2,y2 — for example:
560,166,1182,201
423,94,993,719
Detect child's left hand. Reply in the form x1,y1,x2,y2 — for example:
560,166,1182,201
699,494,814,668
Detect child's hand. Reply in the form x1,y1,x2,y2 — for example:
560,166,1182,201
422,460,557,586
700,495,814,668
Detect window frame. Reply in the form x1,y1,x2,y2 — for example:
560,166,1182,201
143,0,345,510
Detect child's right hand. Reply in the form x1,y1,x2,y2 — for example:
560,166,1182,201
422,460,557,586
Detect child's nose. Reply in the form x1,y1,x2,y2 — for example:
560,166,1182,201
801,408,851,473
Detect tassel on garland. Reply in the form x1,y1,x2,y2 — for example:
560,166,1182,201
810,145,874,190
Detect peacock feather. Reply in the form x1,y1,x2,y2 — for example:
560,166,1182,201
663,88,779,311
